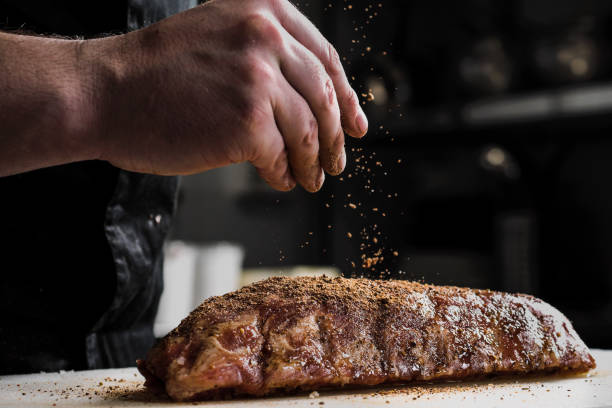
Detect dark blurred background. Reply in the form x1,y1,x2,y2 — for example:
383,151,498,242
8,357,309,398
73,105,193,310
172,0,612,348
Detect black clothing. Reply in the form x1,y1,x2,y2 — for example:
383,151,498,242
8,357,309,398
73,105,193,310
0,164,178,373
0,0,191,374
0,0,197,36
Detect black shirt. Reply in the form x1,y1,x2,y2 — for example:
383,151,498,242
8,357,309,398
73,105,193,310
0,0,192,374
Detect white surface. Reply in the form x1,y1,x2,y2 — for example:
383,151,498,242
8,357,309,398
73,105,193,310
1,349,611,407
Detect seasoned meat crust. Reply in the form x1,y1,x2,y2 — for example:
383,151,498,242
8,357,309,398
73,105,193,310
138,276,596,401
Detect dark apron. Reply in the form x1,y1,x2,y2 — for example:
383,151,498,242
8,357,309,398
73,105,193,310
0,0,195,374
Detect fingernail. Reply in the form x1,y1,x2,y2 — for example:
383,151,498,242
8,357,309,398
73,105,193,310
313,170,325,192
356,111,368,135
336,148,346,173
285,173,296,191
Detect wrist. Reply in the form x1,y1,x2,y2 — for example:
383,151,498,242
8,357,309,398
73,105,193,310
62,38,112,162
0,32,125,175
69,34,134,163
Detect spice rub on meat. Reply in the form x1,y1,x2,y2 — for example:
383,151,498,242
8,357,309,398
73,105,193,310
138,276,596,401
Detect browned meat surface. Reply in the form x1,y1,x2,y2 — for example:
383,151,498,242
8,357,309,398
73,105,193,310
138,276,596,400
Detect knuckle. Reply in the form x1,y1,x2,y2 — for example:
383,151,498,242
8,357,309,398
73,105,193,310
260,150,282,172
330,127,345,150
242,53,276,86
238,96,268,137
262,0,289,18
242,13,283,49
324,41,342,75
251,123,284,163
318,77,337,113
339,88,360,121
271,149,288,173
299,117,319,151
344,88,359,107
261,137,284,167
261,0,280,9
255,141,289,186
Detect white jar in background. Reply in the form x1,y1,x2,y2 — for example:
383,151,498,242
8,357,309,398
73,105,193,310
154,241,198,338
192,242,244,309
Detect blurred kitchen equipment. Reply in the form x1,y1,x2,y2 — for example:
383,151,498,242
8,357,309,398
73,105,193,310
459,37,513,96
531,17,601,85
154,241,198,338
479,145,520,180
192,242,244,308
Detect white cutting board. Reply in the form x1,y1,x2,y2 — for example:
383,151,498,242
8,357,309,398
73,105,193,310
1,349,611,408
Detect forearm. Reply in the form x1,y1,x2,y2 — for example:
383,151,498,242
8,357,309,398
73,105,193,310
0,0,368,188
0,32,102,176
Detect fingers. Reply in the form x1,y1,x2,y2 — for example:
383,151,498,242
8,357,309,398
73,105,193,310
279,39,346,176
240,4,359,191
249,104,297,192
271,0,368,138
272,75,325,192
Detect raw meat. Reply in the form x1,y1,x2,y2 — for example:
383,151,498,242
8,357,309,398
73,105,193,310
138,276,595,400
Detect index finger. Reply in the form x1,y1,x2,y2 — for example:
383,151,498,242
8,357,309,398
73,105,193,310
271,0,368,138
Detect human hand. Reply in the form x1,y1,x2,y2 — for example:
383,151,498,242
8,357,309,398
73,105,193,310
86,0,368,192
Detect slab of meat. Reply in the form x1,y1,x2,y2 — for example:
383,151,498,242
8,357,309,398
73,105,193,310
138,276,595,400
